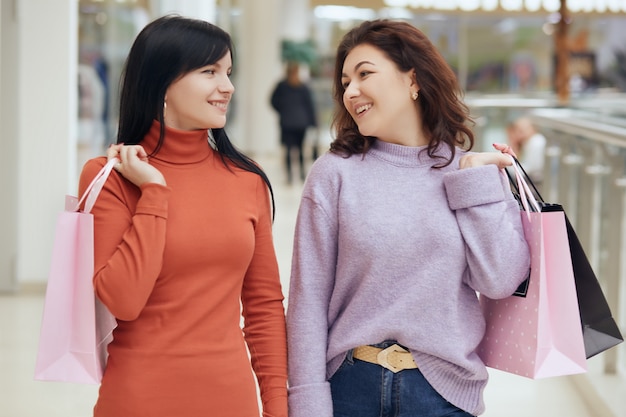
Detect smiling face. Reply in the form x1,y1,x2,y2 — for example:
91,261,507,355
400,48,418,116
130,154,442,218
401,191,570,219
163,52,234,131
341,43,422,146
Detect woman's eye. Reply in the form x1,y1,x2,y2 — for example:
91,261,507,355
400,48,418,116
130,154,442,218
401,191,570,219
359,70,371,77
341,80,350,89
203,68,216,75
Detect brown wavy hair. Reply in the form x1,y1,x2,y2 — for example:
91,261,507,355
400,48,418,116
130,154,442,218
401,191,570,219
330,19,474,167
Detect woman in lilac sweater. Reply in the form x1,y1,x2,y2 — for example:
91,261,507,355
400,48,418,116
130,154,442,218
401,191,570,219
286,20,530,417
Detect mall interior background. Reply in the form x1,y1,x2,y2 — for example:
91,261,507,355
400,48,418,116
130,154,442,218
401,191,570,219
2,0,626,291
1,0,625,415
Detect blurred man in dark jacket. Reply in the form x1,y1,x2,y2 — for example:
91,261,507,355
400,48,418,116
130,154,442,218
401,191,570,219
271,62,317,184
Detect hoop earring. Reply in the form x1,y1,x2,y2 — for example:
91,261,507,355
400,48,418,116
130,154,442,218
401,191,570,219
163,101,167,118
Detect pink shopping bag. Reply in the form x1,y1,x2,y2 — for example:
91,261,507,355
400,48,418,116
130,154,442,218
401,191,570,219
34,159,118,384
476,159,587,379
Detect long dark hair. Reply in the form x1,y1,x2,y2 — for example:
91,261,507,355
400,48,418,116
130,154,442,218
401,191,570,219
330,19,474,167
117,14,274,217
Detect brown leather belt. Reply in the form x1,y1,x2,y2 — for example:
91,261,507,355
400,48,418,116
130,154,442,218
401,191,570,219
352,344,418,373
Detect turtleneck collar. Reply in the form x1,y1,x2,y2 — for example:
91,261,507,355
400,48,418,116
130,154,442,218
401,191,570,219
368,139,453,167
141,120,212,165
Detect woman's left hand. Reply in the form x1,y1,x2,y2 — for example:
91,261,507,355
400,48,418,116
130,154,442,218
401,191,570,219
458,143,516,170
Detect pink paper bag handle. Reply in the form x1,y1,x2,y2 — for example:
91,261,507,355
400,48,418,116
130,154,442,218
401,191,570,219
73,158,119,213
508,155,541,215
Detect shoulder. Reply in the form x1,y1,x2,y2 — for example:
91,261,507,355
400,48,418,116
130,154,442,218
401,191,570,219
435,146,469,171
442,148,506,184
303,153,342,193
225,158,273,196
303,151,364,200
308,151,353,179
81,155,107,172
79,157,108,190
273,80,288,91
226,159,266,185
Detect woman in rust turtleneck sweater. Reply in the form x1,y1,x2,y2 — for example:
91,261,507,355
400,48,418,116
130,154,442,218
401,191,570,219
78,15,287,417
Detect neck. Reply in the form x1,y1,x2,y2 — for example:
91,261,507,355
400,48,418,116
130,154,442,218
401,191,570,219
142,120,212,164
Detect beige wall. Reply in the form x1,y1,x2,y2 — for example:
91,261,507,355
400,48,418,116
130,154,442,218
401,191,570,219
234,0,282,155
16,0,78,286
0,0,19,291
0,0,77,289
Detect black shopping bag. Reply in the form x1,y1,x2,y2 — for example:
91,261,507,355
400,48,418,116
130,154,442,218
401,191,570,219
563,214,623,358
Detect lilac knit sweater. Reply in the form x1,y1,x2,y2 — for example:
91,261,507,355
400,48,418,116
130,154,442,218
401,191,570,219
286,140,531,416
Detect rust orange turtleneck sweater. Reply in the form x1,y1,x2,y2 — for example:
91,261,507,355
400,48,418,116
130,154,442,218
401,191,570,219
78,121,287,417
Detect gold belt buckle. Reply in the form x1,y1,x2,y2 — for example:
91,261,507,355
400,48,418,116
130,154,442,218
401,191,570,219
377,343,409,373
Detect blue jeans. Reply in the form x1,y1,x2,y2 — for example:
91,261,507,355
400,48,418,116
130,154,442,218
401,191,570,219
330,342,475,417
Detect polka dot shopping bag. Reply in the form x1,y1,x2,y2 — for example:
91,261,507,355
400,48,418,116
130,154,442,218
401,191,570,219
477,158,587,379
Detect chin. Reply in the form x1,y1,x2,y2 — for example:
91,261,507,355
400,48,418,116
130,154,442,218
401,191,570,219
210,118,227,129
357,127,376,138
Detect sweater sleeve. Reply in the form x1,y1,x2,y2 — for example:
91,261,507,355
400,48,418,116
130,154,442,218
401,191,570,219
286,169,338,417
241,177,288,417
78,157,171,321
443,164,531,299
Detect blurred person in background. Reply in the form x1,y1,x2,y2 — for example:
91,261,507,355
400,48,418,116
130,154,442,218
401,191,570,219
286,19,530,417
507,116,547,185
270,61,318,184
79,15,287,417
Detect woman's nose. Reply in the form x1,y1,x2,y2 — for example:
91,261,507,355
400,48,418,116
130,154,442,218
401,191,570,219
221,75,235,94
344,82,359,99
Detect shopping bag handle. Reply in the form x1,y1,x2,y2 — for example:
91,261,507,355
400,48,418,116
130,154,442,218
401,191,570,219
512,156,545,202
507,155,541,214
75,158,119,213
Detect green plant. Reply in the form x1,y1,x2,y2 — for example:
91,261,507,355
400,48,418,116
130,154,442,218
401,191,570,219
281,39,317,65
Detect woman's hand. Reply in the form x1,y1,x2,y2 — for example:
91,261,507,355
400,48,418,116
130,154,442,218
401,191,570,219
458,143,516,170
107,144,166,187
492,142,517,158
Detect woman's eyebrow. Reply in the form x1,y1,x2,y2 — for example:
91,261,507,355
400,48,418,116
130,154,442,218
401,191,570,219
342,60,375,77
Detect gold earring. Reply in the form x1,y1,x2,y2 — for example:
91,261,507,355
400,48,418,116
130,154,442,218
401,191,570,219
163,101,167,118
412,91,419,100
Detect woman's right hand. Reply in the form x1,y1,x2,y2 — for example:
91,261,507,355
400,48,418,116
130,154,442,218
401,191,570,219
107,144,166,187
492,142,518,158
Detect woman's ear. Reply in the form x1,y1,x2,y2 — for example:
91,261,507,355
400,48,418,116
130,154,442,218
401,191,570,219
407,69,419,90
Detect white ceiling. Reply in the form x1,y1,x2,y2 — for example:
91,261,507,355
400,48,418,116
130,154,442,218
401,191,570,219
308,0,626,14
